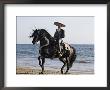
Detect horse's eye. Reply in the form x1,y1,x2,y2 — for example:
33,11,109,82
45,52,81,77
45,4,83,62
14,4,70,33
37,31,40,34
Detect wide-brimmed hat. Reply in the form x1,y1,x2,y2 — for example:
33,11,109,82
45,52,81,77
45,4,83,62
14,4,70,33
54,22,65,27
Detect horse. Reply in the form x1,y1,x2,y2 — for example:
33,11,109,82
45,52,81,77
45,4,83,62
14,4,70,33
30,29,76,74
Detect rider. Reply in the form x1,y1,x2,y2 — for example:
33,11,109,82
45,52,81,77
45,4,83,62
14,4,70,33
54,22,65,56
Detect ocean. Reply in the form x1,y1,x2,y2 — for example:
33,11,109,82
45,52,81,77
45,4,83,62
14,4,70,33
16,44,94,74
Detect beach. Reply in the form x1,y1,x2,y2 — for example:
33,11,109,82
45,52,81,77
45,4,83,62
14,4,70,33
16,62,94,75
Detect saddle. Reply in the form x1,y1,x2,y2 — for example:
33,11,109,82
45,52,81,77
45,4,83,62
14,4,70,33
48,39,64,58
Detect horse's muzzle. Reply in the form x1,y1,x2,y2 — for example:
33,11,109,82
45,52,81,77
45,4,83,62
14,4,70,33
32,41,35,45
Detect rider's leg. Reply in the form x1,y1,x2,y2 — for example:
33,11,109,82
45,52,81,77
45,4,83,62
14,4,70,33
58,39,63,57
59,39,62,52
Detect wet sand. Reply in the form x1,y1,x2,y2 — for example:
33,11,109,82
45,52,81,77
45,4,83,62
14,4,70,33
16,66,94,75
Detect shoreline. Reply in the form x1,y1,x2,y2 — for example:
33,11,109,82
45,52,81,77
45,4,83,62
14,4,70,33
16,66,94,75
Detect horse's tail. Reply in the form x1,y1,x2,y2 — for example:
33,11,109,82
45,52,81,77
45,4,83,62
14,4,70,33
69,46,77,68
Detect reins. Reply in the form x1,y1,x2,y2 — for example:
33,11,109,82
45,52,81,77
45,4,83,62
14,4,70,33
39,35,49,50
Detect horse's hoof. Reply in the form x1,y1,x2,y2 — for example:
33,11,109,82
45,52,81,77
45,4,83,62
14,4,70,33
64,72,68,74
61,71,63,74
39,72,43,74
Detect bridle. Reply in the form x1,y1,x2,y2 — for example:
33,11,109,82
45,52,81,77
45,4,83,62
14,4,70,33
35,32,50,51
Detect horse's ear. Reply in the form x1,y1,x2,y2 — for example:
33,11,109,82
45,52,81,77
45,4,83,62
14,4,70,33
29,35,32,38
34,25,37,29
32,29,35,32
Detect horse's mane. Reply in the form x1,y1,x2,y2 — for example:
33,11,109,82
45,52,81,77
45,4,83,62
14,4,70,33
39,29,53,39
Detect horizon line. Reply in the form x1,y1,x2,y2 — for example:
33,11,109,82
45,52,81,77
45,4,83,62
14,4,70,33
16,43,94,45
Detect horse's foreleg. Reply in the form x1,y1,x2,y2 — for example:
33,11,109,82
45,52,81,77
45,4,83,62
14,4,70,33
41,58,45,74
38,56,45,74
38,56,42,67
40,58,45,74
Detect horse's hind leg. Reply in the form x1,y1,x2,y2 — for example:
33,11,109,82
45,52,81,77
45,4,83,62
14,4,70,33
65,57,69,74
61,62,66,74
59,58,66,74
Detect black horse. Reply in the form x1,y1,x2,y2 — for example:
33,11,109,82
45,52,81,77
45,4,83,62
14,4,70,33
30,29,76,74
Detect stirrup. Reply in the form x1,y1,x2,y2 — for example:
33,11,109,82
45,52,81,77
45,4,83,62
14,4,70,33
58,51,62,57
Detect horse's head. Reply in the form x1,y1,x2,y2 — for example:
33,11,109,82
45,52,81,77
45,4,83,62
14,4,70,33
30,29,44,44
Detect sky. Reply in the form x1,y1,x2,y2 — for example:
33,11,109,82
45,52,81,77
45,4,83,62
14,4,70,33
17,16,94,44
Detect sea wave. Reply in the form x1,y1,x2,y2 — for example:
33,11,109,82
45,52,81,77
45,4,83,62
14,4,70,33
16,44,94,63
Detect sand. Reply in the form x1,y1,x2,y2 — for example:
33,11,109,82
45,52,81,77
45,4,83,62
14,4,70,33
16,66,94,75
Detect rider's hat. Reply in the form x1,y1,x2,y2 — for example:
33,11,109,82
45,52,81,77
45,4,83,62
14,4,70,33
54,22,65,27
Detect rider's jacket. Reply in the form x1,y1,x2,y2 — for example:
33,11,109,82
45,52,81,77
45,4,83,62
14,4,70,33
54,29,65,40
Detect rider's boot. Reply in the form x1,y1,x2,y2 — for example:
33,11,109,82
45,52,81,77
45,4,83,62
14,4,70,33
59,52,62,57
58,48,62,57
